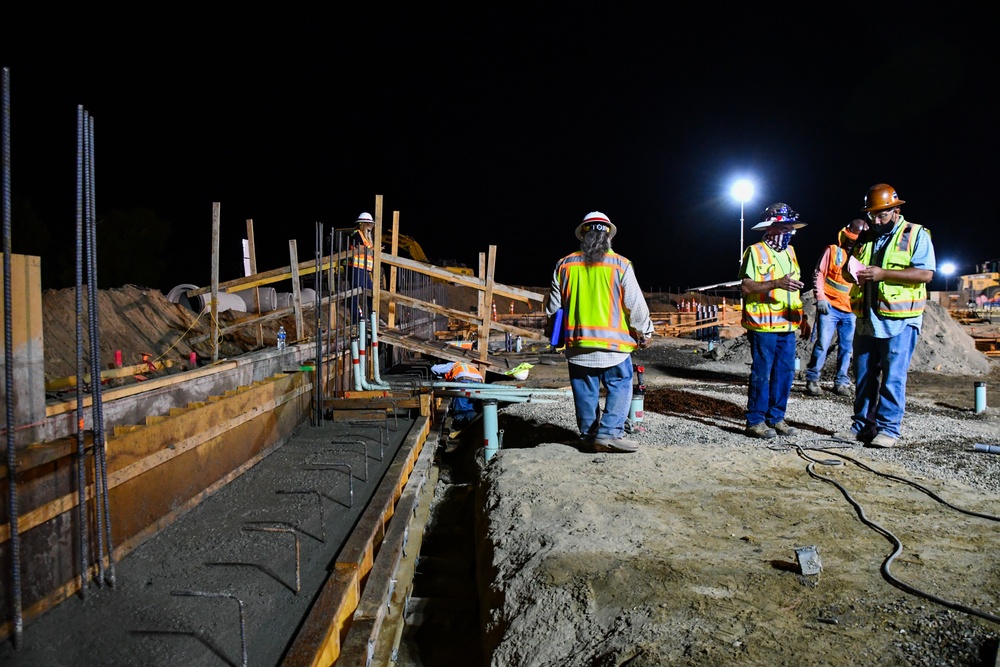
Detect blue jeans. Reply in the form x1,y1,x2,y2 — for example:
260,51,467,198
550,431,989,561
805,306,856,386
568,357,633,440
852,326,918,439
746,330,796,427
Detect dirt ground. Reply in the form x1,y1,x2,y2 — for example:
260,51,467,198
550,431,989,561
476,329,1000,667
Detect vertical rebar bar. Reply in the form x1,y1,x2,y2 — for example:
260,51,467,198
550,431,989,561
83,111,106,588
313,222,322,426
73,104,90,598
87,113,114,586
2,65,24,649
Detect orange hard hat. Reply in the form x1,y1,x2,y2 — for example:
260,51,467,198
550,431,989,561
862,184,905,212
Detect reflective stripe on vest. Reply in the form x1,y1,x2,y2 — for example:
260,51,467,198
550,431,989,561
850,219,928,319
349,230,375,271
556,251,637,352
822,244,853,312
741,242,803,333
445,362,483,382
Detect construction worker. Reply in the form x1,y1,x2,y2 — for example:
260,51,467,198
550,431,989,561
740,203,811,439
443,361,485,426
346,212,376,323
805,218,868,397
836,184,935,448
545,211,654,453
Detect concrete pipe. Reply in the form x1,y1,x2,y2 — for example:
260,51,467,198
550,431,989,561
203,292,247,314
235,287,277,313
166,284,204,313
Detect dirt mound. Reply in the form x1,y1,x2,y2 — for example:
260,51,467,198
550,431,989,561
41,285,290,382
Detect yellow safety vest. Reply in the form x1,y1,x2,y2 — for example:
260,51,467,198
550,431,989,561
556,251,637,352
850,219,928,319
741,243,803,332
445,362,484,382
348,229,375,271
822,244,853,313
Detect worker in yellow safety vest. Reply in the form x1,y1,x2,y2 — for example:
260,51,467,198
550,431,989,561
545,211,654,454
805,218,868,397
832,184,935,449
739,202,811,440
346,212,376,323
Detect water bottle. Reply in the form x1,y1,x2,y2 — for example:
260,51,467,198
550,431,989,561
277,325,286,351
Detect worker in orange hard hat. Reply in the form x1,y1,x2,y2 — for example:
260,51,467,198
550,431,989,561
740,203,811,440
805,218,868,397
833,184,936,449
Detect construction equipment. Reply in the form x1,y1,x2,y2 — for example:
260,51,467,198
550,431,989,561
384,232,474,277
957,259,1000,302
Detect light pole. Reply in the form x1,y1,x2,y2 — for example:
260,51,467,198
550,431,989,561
731,179,754,264
941,262,956,292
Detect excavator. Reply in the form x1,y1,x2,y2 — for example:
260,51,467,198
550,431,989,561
383,232,474,277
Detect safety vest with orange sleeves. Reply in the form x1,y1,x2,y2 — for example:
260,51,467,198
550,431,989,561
444,362,484,383
348,229,375,271
555,251,637,352
818,244,853,313
850,219,929,319
740,242,803,333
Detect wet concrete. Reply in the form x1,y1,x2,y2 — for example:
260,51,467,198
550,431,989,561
0,416,420,666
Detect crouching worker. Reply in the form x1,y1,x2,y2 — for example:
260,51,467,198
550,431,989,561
436,361,485,427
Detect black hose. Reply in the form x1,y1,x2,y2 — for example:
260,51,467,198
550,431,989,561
794,443,1000,625
2,65,24,649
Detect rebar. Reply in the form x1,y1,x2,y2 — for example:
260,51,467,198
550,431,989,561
303,462,353,507
333,434,383,462
241,525,301,593
73,104,89,598
2,65,24,648
314,221,323,427
170,590,247,667
275,489,325,542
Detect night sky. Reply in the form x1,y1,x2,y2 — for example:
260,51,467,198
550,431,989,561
2,8,997,294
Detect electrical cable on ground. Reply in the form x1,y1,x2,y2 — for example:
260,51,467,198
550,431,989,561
775,438,1000,626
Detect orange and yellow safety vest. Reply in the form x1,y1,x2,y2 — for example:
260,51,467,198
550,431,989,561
741,242,803,333
555,251,637,352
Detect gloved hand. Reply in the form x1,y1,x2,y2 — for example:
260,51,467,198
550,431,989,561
638,335,653,349
815,300,830,316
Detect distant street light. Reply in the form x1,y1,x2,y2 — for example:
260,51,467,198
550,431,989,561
941,262,956,292
731,179,754,264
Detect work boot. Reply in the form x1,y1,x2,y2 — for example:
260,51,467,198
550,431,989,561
744,423,777,439
831,430,860,442
770,420,799,437
834,384,852,396
869,433,898,448
805,381,821,396
593,437,640,453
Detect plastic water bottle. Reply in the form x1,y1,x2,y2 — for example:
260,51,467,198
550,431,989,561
277,325,286,351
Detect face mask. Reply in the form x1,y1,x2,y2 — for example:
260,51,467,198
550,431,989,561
765,231,793,252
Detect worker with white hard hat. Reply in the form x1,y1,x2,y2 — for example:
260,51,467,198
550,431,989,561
545,211,654,454
347,212,376,323
740,202,810,440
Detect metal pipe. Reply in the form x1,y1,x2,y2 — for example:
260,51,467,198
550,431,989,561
73,103,89,598
370,312,388,386
350,340,364,391
2,65,24,648
482,399,500,461
357,321,389,390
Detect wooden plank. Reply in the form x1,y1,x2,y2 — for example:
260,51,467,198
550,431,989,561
281,565,360,667
290,239,304,341
44,360,174,391
388,211,400,329
211,201,221,363
247,218,264,348
377,253,544,304
186,252,348,297
373,195,383,326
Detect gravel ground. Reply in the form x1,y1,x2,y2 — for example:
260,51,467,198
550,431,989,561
477,333,1000,666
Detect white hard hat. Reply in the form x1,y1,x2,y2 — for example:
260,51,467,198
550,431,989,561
355,212,374,224
575,211,617,241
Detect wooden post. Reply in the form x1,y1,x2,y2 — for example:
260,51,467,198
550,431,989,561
477,246,497,365
211,202,220,363
372,195,383,328
246,219,263,348
387,211,400,329
289,240,304,341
